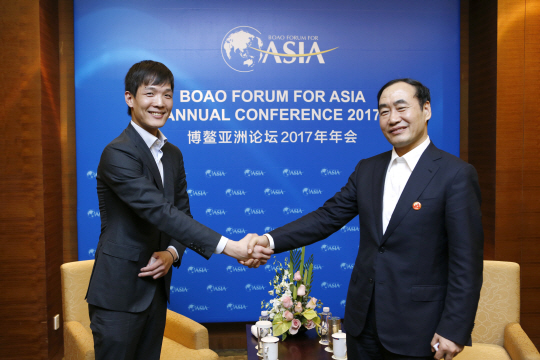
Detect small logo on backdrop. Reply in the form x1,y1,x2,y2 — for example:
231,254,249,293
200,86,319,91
205,169,226,178
321,168,341,176
265,264,280,273
264,188,285,196
244,169,265,177
264,226,275,233
226,189,247,196
245,208,265,216
340,263,354,271
313,264,323,270
207,285,228,293
170,286,189,293
245,284,266,292
188,304,209,312
221,26,338,72
87,210,100,218
283,169,303,177
283,207,303,215
321,244,341,252
88,249,96,257
340,225,359,233
302,188,323,196
226,265,247,273
340,300,346,308
226,227,247,235
227,303,248,311
321,282,342,290
86,171,97,179
188,189,208,196
206,208,227,216
187,266,209,274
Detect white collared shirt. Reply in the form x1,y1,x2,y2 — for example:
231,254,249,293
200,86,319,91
382,136,431,234
131,121,167,186
130,121,228,256
264,136,431,249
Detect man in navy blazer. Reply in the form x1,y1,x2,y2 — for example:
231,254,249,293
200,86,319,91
245,79,483,360
86,60,271,360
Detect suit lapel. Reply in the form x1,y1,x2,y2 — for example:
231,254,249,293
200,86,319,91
373,151,392,242
161,144,175,203
381,143,441,245
125,124,164,192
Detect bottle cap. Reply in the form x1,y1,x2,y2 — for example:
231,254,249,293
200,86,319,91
261,311,268,316
323,307,330,313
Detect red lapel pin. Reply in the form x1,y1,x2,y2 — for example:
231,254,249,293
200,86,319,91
412,201,422,210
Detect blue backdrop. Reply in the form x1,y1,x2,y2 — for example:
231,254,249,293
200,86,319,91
75,0,460,323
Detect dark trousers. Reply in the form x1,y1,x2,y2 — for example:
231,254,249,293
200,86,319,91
346,296,434,360
89,280,167,360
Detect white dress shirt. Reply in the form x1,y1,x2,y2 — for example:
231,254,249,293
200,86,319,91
264,136,431,248
130,121,228,258
382,136,431,234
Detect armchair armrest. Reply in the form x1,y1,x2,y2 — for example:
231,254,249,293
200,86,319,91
163,309,210,350
504,323,540,360
64,321,94,360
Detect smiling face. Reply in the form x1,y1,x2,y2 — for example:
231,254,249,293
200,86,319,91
378,81,431,156
125,82,173,136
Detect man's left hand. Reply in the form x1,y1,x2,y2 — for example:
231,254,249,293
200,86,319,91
431,333,464,360
139,251,174,279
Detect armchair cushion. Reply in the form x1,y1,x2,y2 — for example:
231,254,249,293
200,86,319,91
472,261,520,346
64,321,94,360
459,343,511,360
504,323,540,360
163,309,210,350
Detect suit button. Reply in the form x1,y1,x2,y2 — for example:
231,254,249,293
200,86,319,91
379,247,385,254
369,278,373,284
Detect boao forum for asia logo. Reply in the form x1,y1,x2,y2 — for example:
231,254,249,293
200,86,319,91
221,26,338,72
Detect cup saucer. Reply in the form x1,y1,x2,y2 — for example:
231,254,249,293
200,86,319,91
332,356,346,360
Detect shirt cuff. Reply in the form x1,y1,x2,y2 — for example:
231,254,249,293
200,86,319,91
167,246,179,262
264,234,275,249
214,236,229,254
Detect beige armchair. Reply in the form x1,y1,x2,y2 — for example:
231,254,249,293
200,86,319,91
459,260,540,360
61,260,218,360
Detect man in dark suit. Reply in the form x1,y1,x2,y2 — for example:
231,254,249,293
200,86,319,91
244,79,484,360
86,60,272,360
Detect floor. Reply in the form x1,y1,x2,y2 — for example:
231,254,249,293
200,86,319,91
214,348,248,360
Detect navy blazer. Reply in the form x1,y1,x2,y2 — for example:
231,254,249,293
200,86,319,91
86,124,221,313
270,143,484,357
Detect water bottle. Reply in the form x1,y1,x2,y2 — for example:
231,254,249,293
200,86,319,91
259,311,269,322
320,307,331,345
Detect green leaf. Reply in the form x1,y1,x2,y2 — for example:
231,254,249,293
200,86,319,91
272,313,292,337
302,309,319,320
282,332,287,341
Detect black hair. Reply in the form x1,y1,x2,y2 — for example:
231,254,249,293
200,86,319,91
377,78,430,109
125,60,174,116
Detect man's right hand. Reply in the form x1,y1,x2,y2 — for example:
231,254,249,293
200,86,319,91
240,235,271,268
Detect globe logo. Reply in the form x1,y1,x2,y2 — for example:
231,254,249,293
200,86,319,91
222,26,264,72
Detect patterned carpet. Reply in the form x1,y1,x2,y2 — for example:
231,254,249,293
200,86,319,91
214,348,248,360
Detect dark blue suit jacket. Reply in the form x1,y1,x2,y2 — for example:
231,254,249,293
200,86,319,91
270,143,484,357
86,124,221,313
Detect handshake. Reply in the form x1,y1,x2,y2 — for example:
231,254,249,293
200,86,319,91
222,234,275,268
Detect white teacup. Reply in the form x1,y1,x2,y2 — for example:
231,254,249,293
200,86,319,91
261,336,279,360
332,330,347,359
256,321,273,356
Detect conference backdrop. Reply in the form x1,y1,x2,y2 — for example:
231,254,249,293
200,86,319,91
75,0,461,323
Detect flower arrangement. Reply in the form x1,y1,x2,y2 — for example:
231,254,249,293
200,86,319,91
261,246,323,340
